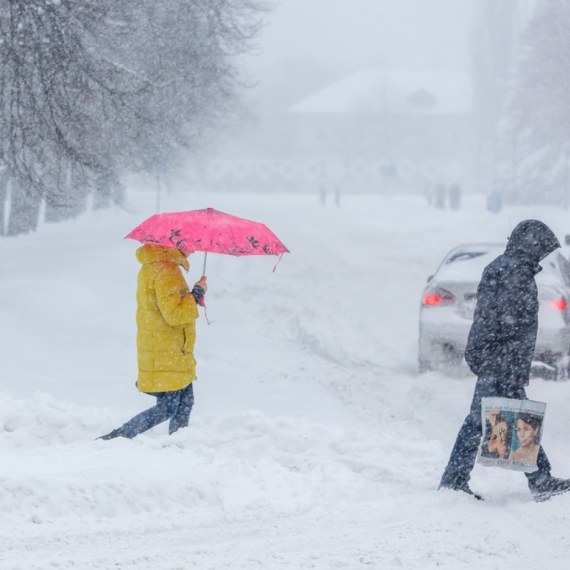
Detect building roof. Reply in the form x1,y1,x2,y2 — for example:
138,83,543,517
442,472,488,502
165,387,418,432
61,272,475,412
289,69,472,115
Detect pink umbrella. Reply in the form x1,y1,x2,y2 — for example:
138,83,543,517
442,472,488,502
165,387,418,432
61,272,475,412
125,207,289,273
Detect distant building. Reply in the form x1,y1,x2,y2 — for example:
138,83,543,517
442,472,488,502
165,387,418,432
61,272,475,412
199,69,476,194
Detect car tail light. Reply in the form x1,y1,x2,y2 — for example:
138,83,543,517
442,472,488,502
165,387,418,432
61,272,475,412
423,288,455,306
548,299,567,310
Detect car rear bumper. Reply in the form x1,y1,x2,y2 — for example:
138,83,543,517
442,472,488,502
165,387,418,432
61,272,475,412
419,314,570,364
535,326,570,356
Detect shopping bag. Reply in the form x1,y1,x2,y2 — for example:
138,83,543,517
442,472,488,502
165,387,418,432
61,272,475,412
478,397,546,473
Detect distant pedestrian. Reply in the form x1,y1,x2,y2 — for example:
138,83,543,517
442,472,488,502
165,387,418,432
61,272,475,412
99,245,206,440
434,184,446,209
439,220,570,501
319,183,327,205
334,185,341,206
487,189,502,213
423,183,434,206
448,184,461,210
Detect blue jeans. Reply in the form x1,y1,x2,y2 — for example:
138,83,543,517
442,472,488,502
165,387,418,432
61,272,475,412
116,383,195,439
440,377,551,489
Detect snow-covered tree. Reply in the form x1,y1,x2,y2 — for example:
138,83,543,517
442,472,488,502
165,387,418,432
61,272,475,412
471,0,534,194
506,0,570,205
0,0,263,235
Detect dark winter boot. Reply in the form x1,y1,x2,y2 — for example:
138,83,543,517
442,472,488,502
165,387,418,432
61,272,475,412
97,429,121,441
529,476,570,502
439,480,483,501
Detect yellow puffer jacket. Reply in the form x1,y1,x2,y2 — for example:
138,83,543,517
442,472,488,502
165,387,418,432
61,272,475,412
135,244,199,393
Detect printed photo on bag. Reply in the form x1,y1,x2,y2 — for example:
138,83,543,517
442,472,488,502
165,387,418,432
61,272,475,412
478,397,546,473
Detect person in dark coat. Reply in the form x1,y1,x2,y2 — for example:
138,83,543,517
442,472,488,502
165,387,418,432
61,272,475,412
439,220,570,501
487,188,502,213
448,184,462,210
434,184,446,208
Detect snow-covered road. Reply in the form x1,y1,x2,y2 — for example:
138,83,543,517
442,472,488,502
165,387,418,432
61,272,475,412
1,189,570,569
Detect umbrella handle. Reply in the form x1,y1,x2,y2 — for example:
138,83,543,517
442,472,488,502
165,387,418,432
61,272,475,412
202,252,208,276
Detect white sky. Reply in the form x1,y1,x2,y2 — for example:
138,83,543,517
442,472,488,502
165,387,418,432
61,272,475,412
249,0,476,74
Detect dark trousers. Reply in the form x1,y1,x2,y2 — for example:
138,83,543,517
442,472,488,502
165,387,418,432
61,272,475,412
440,377,551,489
116,383,195,439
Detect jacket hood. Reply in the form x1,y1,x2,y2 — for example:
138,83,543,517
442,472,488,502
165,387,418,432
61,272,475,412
136,244,189,272
505,220,560,263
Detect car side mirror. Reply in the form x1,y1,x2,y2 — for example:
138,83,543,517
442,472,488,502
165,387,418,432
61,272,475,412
427,275,433,283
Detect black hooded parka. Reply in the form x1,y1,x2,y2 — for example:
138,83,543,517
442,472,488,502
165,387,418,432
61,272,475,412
464,220,560,387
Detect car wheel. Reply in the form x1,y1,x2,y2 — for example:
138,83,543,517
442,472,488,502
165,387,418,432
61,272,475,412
557,353,570,381
539,352,568,381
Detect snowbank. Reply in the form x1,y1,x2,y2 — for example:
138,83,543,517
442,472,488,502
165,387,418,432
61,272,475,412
1,191,570,568
0,390,441,526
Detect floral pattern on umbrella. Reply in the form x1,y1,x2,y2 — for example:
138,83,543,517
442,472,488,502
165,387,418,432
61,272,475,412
125,208,289,257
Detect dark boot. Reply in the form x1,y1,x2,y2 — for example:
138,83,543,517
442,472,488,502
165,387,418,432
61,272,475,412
439,480,483,501
529,476,570,502
97,429,121,441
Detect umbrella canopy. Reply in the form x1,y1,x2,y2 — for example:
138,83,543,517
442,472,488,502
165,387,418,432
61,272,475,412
125,208,289,257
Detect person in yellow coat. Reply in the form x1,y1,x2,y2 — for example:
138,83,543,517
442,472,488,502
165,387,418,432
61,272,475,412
99,244,207,440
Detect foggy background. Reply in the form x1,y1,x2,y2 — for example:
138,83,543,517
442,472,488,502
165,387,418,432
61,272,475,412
190,0,548,203
0,0,561,231
247,0,474,105
202,0,478,195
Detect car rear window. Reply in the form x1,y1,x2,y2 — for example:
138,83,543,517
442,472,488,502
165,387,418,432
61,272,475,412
446,251,488,264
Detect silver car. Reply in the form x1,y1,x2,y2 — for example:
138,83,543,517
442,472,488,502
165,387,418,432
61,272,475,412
419,243,570,379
